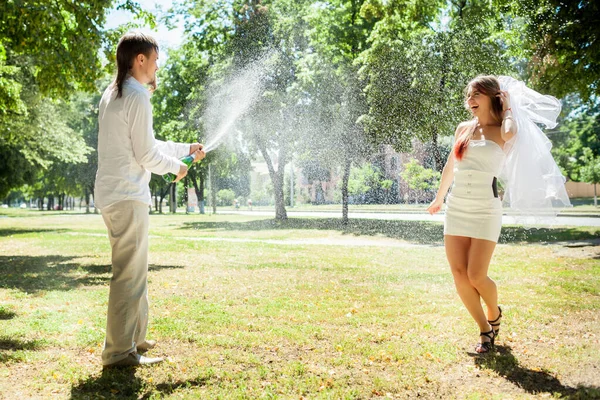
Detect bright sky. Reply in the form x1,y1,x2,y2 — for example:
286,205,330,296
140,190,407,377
104,0,185,54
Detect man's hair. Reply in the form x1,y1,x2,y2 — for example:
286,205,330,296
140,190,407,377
112,32,159,98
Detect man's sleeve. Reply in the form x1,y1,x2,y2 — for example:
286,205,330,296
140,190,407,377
156,139,190,159
129,92,183,175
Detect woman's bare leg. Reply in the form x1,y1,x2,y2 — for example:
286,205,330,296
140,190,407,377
467,238,501,324
444,235,490,334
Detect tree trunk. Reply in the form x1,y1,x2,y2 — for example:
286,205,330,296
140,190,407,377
159,186,169,214
341,157,351,225
273,167,287,219
209,165,217,214
169,184,177,213
93,192,98,214
258,142,288,220
184,177,189,214
595,183,597,207
431,129,444,173
199,174,205,214
190,172,205,214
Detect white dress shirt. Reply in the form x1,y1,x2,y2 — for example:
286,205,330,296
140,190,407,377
95,76,189,210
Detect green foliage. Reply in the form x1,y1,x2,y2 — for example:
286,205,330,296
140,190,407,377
297,159,331,185
348,163,382,196
0,0,154,98
0,140,37,199
217,188,236,206
504,0,600,101
551,99,600,181
580,148,600,186
0,43,25,115
400,158,440,200
0,1,153,199
380,179,394,190
0,81,91,197
358,0,512,153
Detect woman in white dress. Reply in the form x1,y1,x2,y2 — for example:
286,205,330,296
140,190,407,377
427,75,516,353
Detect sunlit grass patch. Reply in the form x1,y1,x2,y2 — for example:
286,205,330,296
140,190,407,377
0,212,598,398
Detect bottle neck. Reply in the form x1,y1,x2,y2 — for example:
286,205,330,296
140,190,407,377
182,155,195,165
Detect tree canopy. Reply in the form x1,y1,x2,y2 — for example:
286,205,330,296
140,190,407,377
2,0,598,212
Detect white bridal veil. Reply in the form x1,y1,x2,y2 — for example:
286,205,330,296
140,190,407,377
497,76,572,225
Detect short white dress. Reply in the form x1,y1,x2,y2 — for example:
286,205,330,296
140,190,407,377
444,139,506,243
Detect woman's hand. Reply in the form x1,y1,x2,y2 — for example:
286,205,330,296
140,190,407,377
427,197,444,215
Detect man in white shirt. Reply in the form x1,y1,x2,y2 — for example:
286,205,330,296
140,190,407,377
95,32,205,368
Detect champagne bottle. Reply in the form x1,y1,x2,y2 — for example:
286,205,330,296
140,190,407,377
163,154,195,183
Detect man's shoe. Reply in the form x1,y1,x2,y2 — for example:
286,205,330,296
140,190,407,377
103,353,163,368
137,340,157,352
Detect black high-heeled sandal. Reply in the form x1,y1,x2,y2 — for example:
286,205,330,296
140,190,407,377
475,329,495,353
488,306,502,337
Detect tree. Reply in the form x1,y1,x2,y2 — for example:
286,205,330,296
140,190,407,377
359,0,512,171
295,0,379,223
0,1,152,199
348,163,382,202
0,0,153,99
217,188,236,206
298,159,331,205
551,98,600,181
400,158,441,204
159,1,276,215
64,87,107,213
227,1,302,220
504,0,600,101
580,148,600,207
0,86,91,199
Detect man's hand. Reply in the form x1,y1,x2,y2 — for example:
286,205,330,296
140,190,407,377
192,149,206,162
189,143,206,162
174,164,188,182
189,143,204,154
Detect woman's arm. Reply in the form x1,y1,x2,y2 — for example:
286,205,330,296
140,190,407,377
427,122,467,214
427,151,455,214
498,90,517,141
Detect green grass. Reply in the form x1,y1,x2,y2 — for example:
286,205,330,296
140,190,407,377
0,209,599,399
209,196,600,215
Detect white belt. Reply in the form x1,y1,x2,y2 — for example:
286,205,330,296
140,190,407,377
451,170,498,199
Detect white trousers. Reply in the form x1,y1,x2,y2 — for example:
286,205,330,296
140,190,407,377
100,200,150,365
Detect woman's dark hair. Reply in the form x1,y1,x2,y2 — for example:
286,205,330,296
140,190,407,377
112,32,159,98
454,75,503,160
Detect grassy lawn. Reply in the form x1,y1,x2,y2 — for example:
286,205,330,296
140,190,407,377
215,197,600,215
0,209,599,399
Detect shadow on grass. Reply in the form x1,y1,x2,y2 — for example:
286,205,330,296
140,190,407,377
0,228,68,237
500,226,600,244
70,368,209,399
0,210,96,218
0,337,44,351
0,255,185,293
0,337,45,363
474,345,600,397
180,218,600,245
0,306,16,320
